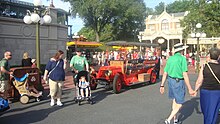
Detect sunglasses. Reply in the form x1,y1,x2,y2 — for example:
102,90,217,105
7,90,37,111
8,55,12,56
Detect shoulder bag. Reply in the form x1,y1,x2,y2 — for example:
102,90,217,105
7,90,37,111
206,63,220,84
46,60,60,84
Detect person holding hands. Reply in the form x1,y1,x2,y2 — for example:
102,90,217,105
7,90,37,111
193,48,220,124
160,43,194,124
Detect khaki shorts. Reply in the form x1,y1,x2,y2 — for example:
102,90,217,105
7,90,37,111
0,80,9,92
49,79,63,98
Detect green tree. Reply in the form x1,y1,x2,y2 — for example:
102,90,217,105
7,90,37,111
203,0,220,37
78,24,114,42
146,7,154,15
181,0,220,38
65,0,117,42
65,0,146,42
111,0,146,41
166,0,191,13
154,2,165,15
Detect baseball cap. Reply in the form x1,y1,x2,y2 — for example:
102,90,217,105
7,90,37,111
76,48,83,52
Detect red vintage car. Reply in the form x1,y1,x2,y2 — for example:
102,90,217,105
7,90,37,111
93,59,157,93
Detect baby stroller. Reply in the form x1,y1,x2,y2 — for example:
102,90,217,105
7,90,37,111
12,74,42,104
73,71,94,105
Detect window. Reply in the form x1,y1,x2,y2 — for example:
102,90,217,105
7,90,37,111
176,22,180,28
161,19,169,31
149,24,155,31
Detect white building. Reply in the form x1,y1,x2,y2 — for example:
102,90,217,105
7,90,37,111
139,9,219,56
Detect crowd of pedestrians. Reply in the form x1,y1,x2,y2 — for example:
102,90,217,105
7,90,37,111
89,48,161,66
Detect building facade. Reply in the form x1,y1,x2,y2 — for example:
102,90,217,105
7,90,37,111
0,0,69,66
139,10,219,56
139,10,188,55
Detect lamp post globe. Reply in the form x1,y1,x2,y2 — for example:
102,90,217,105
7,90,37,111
158,39,165,44
201,33,206,38
43,15,52,24
158,38,165,57
196,23,202,29
31,13,40,23
33,0,42,6
23,15,32,24
191,33,196,38
196,32,201,38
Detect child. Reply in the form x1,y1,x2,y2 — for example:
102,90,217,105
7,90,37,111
78,76,90,99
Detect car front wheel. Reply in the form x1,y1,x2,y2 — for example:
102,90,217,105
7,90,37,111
113,74,122,94
150,70,157,84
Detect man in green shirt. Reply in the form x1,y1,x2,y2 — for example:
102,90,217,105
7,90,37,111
0,51,13,100
70,49,89,82
70,49,89,73
160,43,194,124
70,49,89,99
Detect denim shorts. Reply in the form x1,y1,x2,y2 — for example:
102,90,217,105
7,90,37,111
168,77,185,104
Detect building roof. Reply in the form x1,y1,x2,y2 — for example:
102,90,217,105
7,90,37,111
1,0,34,7
1,0,69,14
149,11,186,20
170,12,185,17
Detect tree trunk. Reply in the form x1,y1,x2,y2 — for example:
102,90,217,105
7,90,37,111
95,31,100,42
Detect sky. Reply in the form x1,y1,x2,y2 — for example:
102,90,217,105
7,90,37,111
22,0,175,34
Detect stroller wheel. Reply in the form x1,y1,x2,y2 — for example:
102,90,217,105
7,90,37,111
73,97,77,103
36,97,40,102
20,95,29,104
90,100,94,105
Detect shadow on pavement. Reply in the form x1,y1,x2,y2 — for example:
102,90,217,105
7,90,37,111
91,87,114,104
0,98,76,124
92,77,160,103
178,97,201,123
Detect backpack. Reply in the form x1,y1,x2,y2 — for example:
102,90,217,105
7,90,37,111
0,97,10,112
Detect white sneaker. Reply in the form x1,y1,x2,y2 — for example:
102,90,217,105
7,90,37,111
164,119,170,124
57,101,63,106
50,99,55,106
174,119,179,124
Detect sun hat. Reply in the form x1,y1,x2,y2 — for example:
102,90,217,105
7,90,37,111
174,43,189,53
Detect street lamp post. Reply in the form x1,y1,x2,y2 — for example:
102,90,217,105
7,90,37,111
23,0,51,69
190,23,206,73
158,38,165,58
138,33,143,52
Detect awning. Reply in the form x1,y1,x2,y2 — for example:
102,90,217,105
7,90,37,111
67,41,102,47
112,46,138,50
105,41,159,47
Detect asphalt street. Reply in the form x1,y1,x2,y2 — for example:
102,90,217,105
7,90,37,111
0,74,220,124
